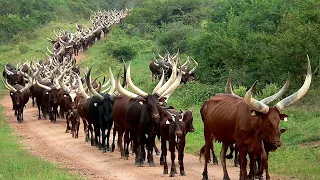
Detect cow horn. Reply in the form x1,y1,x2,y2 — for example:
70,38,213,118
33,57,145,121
158,52,164,60
152,69,165,94
86,66,104,101
101,86,111,93
276,56,312,111
244,81,270,114
59,70,71,93
76,73,90,99
36,80,51,91
260,75,290,105
159,68,182,99
155,61,177,96
126,63,148,97
189,58,198,74
2,79,17,92
172,49,179,60
181,57,189,67
53,30,59,37
47,46,54,54
108,67,116,94
4,65,14,75
116,73,139,98
225,73,234,95
102,78,110,88
20,70,33,93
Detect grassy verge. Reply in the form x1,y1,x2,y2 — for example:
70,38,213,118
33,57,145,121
0,104,85,179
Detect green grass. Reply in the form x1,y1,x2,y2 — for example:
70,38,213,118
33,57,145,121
0,105,85,180
1,19,320,179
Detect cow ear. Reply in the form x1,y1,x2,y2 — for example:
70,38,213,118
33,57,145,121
280,114,288,121
280,128,286,133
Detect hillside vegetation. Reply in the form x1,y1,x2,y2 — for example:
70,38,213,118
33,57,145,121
0,0,320,179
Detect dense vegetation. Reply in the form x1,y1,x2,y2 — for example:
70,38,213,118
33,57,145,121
0,0,319,179
0,0,145,43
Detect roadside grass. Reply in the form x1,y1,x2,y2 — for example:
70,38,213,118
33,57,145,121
0,105,85,180
0,21,319,179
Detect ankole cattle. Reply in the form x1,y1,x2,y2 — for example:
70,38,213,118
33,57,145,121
201,58,311,180
3,72,33,122
115,61,182,167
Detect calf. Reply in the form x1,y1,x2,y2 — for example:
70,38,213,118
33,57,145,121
66,109,80,138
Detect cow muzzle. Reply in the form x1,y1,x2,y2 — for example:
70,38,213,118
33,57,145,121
152,114,160,119
274,141,282,147
175,130,183,137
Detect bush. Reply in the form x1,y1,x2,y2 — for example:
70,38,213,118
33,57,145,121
104,41,137,61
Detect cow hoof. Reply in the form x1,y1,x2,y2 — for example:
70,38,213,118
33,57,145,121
163,170,168,174
202,175,208,180
223,176,231,180
38,117,41,120
169,173,175,177
160,161,164,165
149,162,155,167
111,144,115,152
180,171,186,176
136,162,143,167
234,163,238,167
103,149,107,153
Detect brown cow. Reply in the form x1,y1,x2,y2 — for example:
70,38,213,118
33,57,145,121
66,108,80,138
201,59,311,180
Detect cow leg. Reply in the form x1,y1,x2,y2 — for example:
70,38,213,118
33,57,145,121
238,144,248,180
111,129,117,152
226,144,234,159
101,127,107,152
76,120,80,139
211,142,219,164
136,132,144,167
95,127,101,149
105,123,112,152
83,119,89,142
32,96,35,107
124,131,130,160
248,152,256,179
221,143,231,180
161,138,168,174
146,134,155,166
88,124,95,146
255,143,268,178
154,143,160,155
265,152,270,180
234,143,239,167
66,115,71,133
202,129,212,180
178,138,186,176
169,139,177,177
21,108,24,122
37,105,41,120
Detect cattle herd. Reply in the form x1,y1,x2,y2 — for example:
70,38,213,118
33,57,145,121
1,7,313,180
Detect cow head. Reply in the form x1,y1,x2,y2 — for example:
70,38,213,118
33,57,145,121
117,61,182,126
164,110,183,137
181,109,195,133
242,57,311,149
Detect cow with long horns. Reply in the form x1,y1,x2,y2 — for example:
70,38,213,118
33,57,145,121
116,60,182,167
201,57,312,180
3,71,33,122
